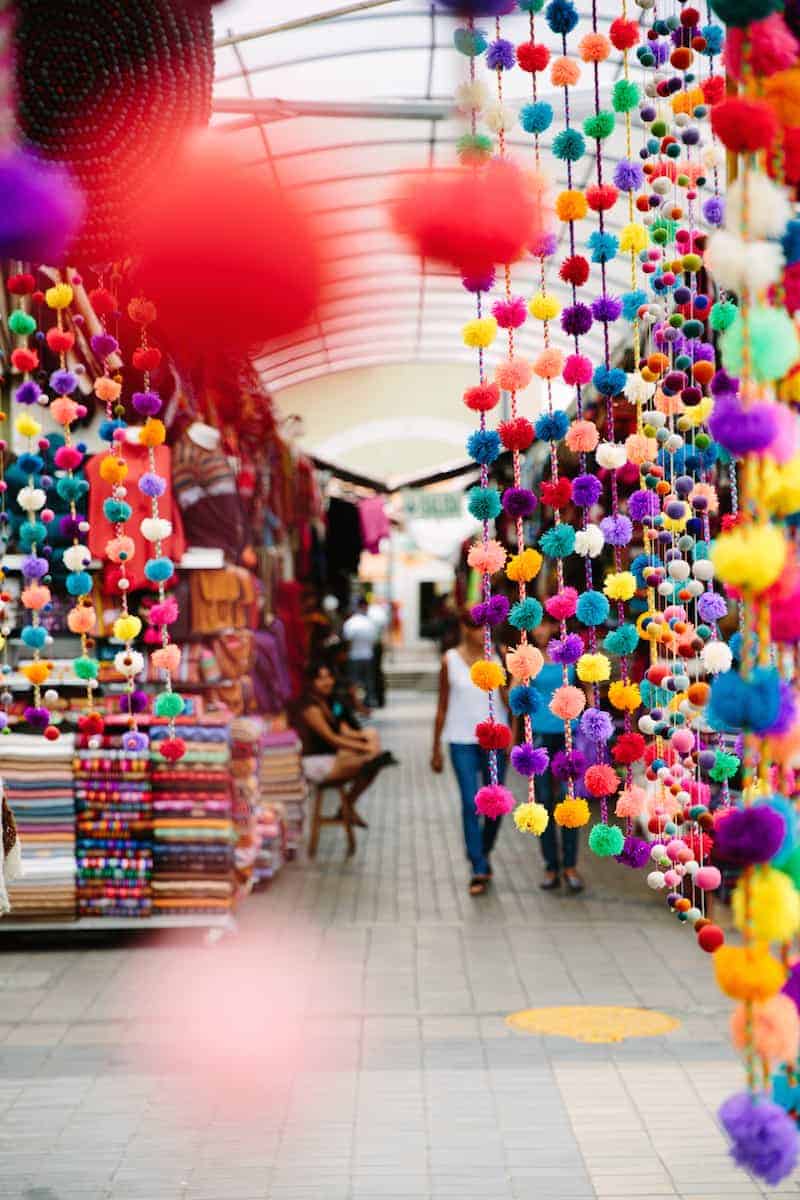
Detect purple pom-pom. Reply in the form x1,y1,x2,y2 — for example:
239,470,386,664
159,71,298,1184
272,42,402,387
613,160,644,192
24,706,50,730
132,391,163,417
502,487,538,518
49,369,77,396
21,554,48,580
90,333,119,359
600,514,633,546
703,196,724,226
462,269,496,293
486,37,516,69
471,595,510,628
783,963,800,1012
122,731,150,753
628,489,659,522
697,591,727,622
59,516,82,538
531,230,558,258
709,394,779,455
580,708,614,742
552,749,586,781
591,295,623,323
561,303,593,336
615,835,651,869
719,1092,799,1186
548,634,584,665
138,472,167,498
436,0,515,12
572,473,602,507
713,806,786,865
511,743,550,777
710,368,739,397
128,690,150,715
15,380,41,406
0,150,84,262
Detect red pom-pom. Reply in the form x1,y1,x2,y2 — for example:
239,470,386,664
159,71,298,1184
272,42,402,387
463,383,500,412
701,74,726,106
88,287,116,317
559,255,590,286
160,737,187,762
539,477,572,509
680,5,700,24
132,347,162,373
133,134,323,358
46,328,75,355
394,158,549,275
611,732,646,765
584,764,621,797
721,513,743,531
782,126,800,184
78,712,105,736
683,830,714,860
43,725,60,742
7,273,36,296
475,721,512,751
498,417,534,451
516,41,550,72
11,348,38,373
609,17,639,49
585,183,618,212
697,924,724,953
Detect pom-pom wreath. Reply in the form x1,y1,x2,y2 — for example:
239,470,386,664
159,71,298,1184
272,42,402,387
548,634,584,665
588,823,625,856
540,524,576,558
467,430,501,465
520,101,554,134
545,588,578,620
468,486,502,521
467,539,507,574
732,868,800,943
509,598,543,631
555,798,591,828
731,996,800,1067
475,784,515,818
506,645,544,681
576,590,610,627
712,524,786,593
394,159,550,275
576,654,611,684
535,410,570,441
550,685,586,720
509,684,540,716
715,945,787,1002
475,721,513,751
722,306,800,383
511,743,550,777
714,806,786,866
513,801,549,835
506,548,543,583
552,128,586,161
496,359,534,391
718,1092,798,1187
710,98,778,152
470,660,505,691
502,487,538,518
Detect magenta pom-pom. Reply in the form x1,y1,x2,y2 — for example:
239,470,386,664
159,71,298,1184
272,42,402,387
475,784,515,818
492,295,528,328
563,354,593,385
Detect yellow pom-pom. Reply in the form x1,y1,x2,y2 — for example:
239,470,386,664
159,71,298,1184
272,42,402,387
554,798,590,828
712,524,787,594
714,944,786,1002
528,293,560,321
662,503,689,533
513,801,549,836
619,223,648,254
113,615,142,643
672,85,704,115
683,396,713,426
45,283,74,310
762,456,800,518
139,418,166,448
608,680,641,711
98,456,128,486
603,571,636,602
15,414,41,440
470,660,505,692
555,189,588,222
20,661,51,686
576,653,611,683
462,317,498,349
732,868,800,944
506,548,543,583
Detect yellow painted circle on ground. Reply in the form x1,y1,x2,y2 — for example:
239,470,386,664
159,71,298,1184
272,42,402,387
506,1005,680,1044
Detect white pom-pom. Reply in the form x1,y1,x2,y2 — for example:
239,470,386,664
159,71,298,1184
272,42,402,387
726,174,791,239
113,650,145,678
667,559,690,581
574,523,604,557
484,102,515,133
63,545,91,572
595,442,627,470
455,80,489,114
684,579,704,598
17,486,46,512
650,843,666,861
625,372,656,404
140,517,172,543
646,871,666,890
692,560,715,581
702,144,723,170
701,641,733,675
706,231,782,294
638,715,656,735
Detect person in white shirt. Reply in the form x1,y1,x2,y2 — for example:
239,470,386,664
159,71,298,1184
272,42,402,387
343,597,379,708
367,597,389,708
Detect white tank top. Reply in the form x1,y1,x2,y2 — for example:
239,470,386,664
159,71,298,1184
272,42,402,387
441,647,509,745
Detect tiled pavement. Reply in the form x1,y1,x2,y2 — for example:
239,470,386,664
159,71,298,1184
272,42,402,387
0,693,786,1200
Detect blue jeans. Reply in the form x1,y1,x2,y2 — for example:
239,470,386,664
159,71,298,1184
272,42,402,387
449,744,507,876
536,732,579,873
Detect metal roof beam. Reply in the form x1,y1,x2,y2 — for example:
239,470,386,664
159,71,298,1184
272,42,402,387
212,96,452,120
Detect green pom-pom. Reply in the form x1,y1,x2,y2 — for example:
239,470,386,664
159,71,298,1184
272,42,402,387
709,300,738,332
721,305,800,382
456,132,493,162
73,657,99,681
709,750,740,782
8,311,36,336
154,691,185,718
779,846,800,888
588,823,625,857
518,0,545,10
583,110,615,140
453,27,488,56
612,79,640,113
468,486,502,522
509,597,543,631
650,217,677,244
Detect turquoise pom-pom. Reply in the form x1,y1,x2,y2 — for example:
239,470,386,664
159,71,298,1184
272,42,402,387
583,110,615,140
755,794,798,868
707,666,782,733
540,524,576,558
588,823,625,857
518,0,545,9
509,683,540,716
520,101,553,134
700,22,724,52
99,419,126,443
612,80,640,113
467,429,500,465
552,128,585,161
576,590,609,627
144,557,175,584
468,486,502,522
19,521,46,549
453,26,487,56
66,570,92,597
622,290,647,321
588,231,619,263
73,656,99,681
709,299,737,331
709,750,740,782
603,624,639,655
56,476,89,502
21,626,47,650
103,499,133,523
509,597,543,631
154,691,185,718
535,410,570,441
721,306,800,383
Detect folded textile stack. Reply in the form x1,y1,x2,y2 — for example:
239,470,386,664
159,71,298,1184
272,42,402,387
74,731,152,918
1,733,77,921
259,729,306,858
254,799,286,887
149,716,235,915
230,716,267,891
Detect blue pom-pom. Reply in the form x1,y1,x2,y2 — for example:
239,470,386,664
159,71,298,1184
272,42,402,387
66,570,92,597
622,290,647,321
540,524,576,558
730,631,743,662
783,219,800,267
21,625,48,650
593,366,626,396
520,101,553,134
467,429,500,465
708,666,783,734
603,623,639,655
99,418,127,443
509,597,543,631
56,476,89,502
700,23,723,55
576,590,609,627
545,0,579,33
17,453,43,475
144,557,175,584
103,499,132,523
535,410,570,441
588,231,619,263
552,128,585,162
467,486,502,521
509,683,540,716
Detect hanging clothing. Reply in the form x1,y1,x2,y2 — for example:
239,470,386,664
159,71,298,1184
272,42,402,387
171,430,247,558
326,497,362,576
358,496,390,554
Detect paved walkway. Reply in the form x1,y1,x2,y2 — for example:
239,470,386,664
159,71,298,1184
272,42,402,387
0,694,780,1200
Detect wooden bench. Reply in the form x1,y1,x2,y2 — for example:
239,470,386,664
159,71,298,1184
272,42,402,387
307,782,357,858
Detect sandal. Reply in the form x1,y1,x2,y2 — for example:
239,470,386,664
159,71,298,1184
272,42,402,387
469,874,490,896
564,870,585,894
540,872,561,892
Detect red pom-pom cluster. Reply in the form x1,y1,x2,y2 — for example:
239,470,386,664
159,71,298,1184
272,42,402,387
701,74,726,106
586,183,618,212
712,98,778,152
609,17,639,49
540,477,572,509
516,41,550,72
560,255,590,285
499,417,535,451
464,383,500,412
475,721,512,751
611,732,646,765
584,764,621,797
7,272,35,295
78,713,105,736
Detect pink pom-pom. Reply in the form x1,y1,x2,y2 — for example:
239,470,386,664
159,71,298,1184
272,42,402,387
625,433,656,465
663,869,681,888
54,444,84,471
467,539,507,575
545,587,578,620
696,865,722,891
475,784,515,818
731,994,800,1065
506,644,544,681
670,728,695,755
550,685,586,721
615,785,646,818
725,15,799,81
566,419,600,452
533,348,564,379
50,397,80,426
563,353,593,385
584,764,621,797
492,295,527,329
495,358,534,392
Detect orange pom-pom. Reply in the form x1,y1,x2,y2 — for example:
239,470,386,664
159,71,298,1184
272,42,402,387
625,433,657,465
731,995,800,1065
495,358,534,392
551,56,581,86
94,377,122,403
68,605,96,635
550,685,586,721
49,397,80,426
555,190,588,222
579,32,611,61
533,348,564,379
506,644,543,681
